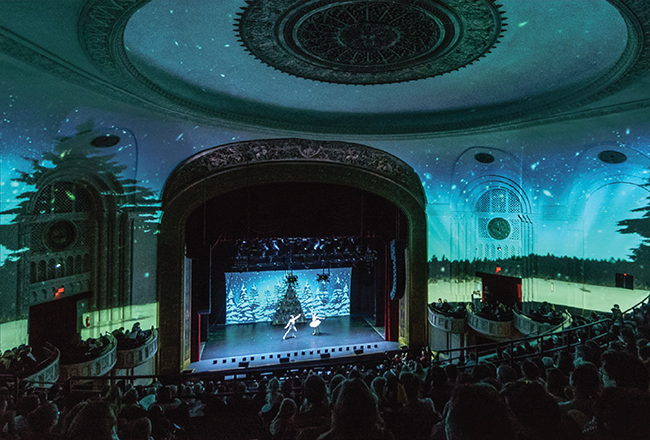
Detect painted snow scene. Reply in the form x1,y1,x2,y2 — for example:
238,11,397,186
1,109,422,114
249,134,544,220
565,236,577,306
225,268,351,325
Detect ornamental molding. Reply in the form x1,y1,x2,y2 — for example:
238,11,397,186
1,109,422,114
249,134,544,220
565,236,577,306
1,0,649,136
236,0,505,84
163,139,425,206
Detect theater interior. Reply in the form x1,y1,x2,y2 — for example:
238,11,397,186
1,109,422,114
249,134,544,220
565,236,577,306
1,0,649,388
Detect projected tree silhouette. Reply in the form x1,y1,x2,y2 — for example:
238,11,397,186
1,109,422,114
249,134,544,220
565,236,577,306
0,121,160,320
617,178,650,263
3,121,159,225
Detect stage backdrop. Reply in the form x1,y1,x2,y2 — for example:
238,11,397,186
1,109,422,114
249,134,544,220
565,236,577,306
225,268,351,324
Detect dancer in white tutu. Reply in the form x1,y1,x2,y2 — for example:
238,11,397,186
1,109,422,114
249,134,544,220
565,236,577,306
309,309,325,336
282,313,301,340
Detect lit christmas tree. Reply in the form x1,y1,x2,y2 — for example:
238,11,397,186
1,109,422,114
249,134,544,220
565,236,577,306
272,274,305,325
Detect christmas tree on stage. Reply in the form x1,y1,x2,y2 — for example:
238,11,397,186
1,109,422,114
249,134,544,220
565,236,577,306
272,274,306,325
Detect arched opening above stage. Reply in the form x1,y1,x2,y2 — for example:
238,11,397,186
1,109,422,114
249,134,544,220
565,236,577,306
158,139,427,374
184,183,408,364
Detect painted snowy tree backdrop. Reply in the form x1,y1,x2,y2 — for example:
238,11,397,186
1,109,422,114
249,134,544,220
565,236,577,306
272,281,305,325
225,268,351,324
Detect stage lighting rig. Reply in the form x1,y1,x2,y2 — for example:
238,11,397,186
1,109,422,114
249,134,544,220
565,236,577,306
317,267,330,283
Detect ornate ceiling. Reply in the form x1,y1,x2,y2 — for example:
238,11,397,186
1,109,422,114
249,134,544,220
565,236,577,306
1,0,649,136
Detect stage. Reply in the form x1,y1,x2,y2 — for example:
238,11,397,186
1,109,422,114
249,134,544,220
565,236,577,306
189,314,400,373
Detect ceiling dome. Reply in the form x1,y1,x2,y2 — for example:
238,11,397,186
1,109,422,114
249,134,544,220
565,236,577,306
236,0,505,84
73,0,650,136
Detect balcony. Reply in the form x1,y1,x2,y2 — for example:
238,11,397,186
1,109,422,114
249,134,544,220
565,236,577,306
467,311,514,339
428,305,465,333
60,334,117,379
115,329,158,369
514,309,572,336
21,346,60,388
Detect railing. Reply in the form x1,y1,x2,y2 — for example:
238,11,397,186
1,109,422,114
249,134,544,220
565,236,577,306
60,334,117,379
428,305,465,333
21,346,60,388
115,329,158,369
431,293,650,368
513,308,572,336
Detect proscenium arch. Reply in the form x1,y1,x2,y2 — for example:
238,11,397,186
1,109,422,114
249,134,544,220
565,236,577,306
157,139,428,374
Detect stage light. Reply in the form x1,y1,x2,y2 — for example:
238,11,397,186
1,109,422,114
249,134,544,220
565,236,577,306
317,274,329,282
364,248,377,263
285,273,298,284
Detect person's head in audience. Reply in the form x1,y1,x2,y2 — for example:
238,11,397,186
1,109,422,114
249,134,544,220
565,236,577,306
497,364,518,385
445,383,515,440
382,375,407,410
591,387,650,440
123,388,139,406
130,417,153,440
639,343,650,363
556,350,575,376
327,379,387,440
502,380,577,440
521,360,541,382
546,367,568,400
281,378,295,399
399,371,422,401
370,376,386,402
66,400,118,440
328,374,346,399
601,350,649,390
428,366,448,388
26,402,59,437
303,374,329,407
569,362,600,399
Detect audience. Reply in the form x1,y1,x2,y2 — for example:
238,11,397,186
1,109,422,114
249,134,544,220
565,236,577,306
0,296,648,440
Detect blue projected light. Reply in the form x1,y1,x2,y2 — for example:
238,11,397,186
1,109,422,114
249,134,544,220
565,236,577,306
225,268,351,325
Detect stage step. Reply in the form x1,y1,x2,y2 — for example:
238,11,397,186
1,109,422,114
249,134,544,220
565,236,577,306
190,340,401,373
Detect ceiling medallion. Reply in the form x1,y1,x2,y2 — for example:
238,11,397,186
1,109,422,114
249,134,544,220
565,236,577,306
236,0,506,85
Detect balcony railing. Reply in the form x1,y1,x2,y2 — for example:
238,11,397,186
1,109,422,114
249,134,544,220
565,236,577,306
115,329,158,369
428,305,465,333
513,309,572,336
466,311,514,339
21,346,60,388
60,334,117,379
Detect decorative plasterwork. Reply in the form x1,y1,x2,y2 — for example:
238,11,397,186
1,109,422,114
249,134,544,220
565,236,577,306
1,0,648,136
163,138,425,207
236,0,505,84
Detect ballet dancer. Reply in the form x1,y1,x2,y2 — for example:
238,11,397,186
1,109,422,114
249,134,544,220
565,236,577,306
309,309,325,336
283,313,301,340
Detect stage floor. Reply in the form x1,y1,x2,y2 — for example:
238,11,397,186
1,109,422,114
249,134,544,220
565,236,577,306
189,314,399,373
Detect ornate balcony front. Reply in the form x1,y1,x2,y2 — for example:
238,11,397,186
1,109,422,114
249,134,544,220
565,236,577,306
514,309,572,336
21,347,60,388
467,311,514,339
60,334,117,379
115,329,158,369
428,306,465,333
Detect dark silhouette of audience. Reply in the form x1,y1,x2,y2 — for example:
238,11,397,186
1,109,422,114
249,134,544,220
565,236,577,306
1,296,649,440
